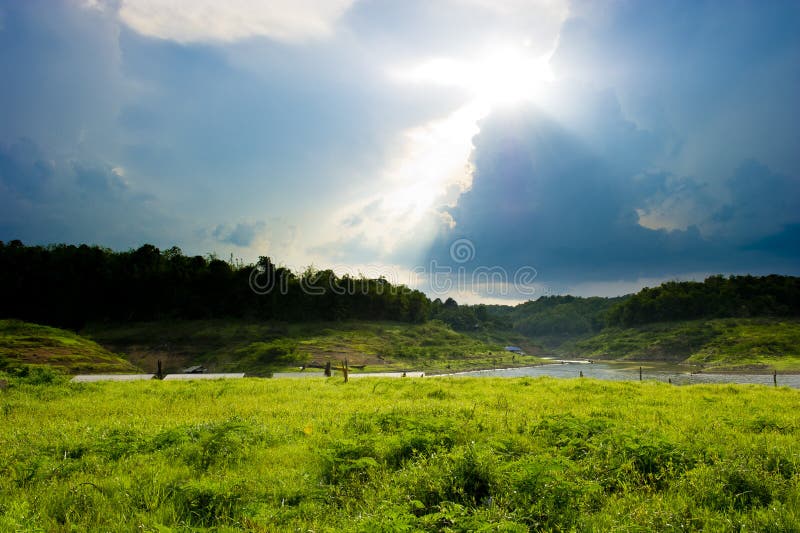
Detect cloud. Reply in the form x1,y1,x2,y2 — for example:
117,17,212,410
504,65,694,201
73,163,130,197
345,0,568,62
1,0,470,267
418,0,800,295
551,0,800,179
115,0,356,43
0,1,127,154
0,138,54,198
212,221,266,247
0,138,174,249
712,159,800,244
427,95,800,287
2,0,798,295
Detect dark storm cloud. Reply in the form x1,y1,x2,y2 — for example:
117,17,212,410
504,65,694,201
428,103,800,283
0,138,173,249
425,0,800,287
713,160,800,244
428,105,718,280
0,138,54,198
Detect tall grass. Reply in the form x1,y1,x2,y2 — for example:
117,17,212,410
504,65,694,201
1,376,798,530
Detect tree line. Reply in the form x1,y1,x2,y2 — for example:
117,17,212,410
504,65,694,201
2,240,797,334
605,275,800,327
0,241,430,328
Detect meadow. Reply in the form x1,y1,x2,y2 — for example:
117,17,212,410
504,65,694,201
1,374,799,531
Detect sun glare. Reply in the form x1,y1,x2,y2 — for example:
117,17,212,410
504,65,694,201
343,46,556,255
395,46,554,108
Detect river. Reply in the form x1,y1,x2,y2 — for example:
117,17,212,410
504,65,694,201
438,360,800,388
274,362,800,388
438,361,800,389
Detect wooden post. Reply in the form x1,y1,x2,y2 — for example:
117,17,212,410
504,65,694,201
342,357,349,383
579,370,583,378
157,360,163,380
639,366,643,381
324,361,331,377
774,370,777,387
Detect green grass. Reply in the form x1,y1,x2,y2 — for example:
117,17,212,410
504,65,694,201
568,318,800,372
0,377,798,531
0,320,140,375
689,319,800,372
83,319,541,376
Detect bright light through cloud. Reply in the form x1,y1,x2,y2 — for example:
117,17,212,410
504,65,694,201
329,101,484,258
346,45,557,254
393,45,555,109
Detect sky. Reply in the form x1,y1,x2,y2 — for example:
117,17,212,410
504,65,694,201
1,0,799,302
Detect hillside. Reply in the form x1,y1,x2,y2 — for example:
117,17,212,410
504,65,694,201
83,319,542,375
507,295,625,346
471,276,800,372
0,320,140,375
566,318,800,371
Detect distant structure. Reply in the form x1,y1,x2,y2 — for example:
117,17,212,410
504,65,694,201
182,365,207,374
504,346,525,354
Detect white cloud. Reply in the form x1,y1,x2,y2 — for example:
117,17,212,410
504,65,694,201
116,0,356,44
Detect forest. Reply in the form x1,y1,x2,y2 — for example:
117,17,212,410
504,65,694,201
2,240,799,340
0,240,430,328
605,275,800,326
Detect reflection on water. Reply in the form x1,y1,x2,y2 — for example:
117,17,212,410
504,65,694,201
439,361,800,389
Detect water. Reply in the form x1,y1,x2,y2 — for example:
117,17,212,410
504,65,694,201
437,361,800,388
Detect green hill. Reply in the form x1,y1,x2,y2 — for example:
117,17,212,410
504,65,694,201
567,318,800,371
473,276,800,371
82,319,542,375
0,320,140,375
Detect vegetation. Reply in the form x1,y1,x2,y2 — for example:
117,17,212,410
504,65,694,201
83,319,541,376
1,377,798,531
476,278,800,371
505,295,624,345
606,275,800,327
0,320,138,375
688,319,800,372
0,241,430,329
3,240,800,373
563,318,800,372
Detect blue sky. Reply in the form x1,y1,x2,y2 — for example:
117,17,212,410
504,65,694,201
1,0,798,301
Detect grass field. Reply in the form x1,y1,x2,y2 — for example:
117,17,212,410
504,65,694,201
1,375,798,531
83,319,541,376
567,318,800,372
